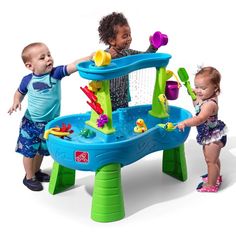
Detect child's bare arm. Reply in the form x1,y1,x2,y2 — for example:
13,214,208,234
8,90,25,115
66,55,91,75
177,101,217,131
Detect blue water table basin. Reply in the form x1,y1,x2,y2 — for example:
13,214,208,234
45,52,192,222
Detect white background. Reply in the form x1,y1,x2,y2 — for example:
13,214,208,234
1,0,236,235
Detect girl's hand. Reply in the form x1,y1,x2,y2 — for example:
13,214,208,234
8,102,21,115
176,122,186,132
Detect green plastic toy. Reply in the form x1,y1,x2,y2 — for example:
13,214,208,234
177,67,196,101
79,128,96,138
158,122,175,131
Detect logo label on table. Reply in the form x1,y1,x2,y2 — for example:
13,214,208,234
75,151,89,163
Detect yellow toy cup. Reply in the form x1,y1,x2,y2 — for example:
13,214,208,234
94,50,111,67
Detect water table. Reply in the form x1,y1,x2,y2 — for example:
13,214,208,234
44,53,192,222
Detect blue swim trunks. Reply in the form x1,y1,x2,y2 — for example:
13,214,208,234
16,116,50,158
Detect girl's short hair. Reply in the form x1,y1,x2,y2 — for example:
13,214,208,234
196,66,221,94
98,12,129,45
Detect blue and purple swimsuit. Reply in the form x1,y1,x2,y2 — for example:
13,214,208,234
195,99,227,146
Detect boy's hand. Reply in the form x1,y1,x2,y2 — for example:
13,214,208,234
8,102,21,115
149,35,152,43
90,52,95,61
108,47,119,58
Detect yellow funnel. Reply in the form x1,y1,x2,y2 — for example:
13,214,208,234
94,50,111,67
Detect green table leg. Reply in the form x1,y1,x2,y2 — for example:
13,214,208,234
49,161,76,194
91,163,125,222
162,143,187,181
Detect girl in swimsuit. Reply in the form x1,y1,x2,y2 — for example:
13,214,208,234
177,67,227,192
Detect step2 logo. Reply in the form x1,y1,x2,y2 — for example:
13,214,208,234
75,151,89,163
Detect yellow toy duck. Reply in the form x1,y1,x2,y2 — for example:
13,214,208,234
157,122,175,132
164,122,175,131
134,118,148,133
88,81,102,92
158,93,168,113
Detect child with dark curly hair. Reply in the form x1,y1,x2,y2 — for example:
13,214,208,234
98,12,157,111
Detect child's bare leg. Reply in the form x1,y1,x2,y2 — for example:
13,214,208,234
203,142,222,186
23,156,34,179
33,154,43,173
217,158,221,175
33,154,50,182
23,155,43,191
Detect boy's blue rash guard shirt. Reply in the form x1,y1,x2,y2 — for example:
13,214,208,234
18,66,68,122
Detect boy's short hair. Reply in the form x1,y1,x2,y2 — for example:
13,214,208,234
98,12,129,45
21,42,44,63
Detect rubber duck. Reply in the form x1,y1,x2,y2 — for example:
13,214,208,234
164,122,175,131
134,118,148,133
88,81,102,92
158,93,168,113
157,122,175,132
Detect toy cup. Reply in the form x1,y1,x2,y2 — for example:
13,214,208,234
150,31,168,49
165,70,181,100
165,81,179,100
94,50,111,67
